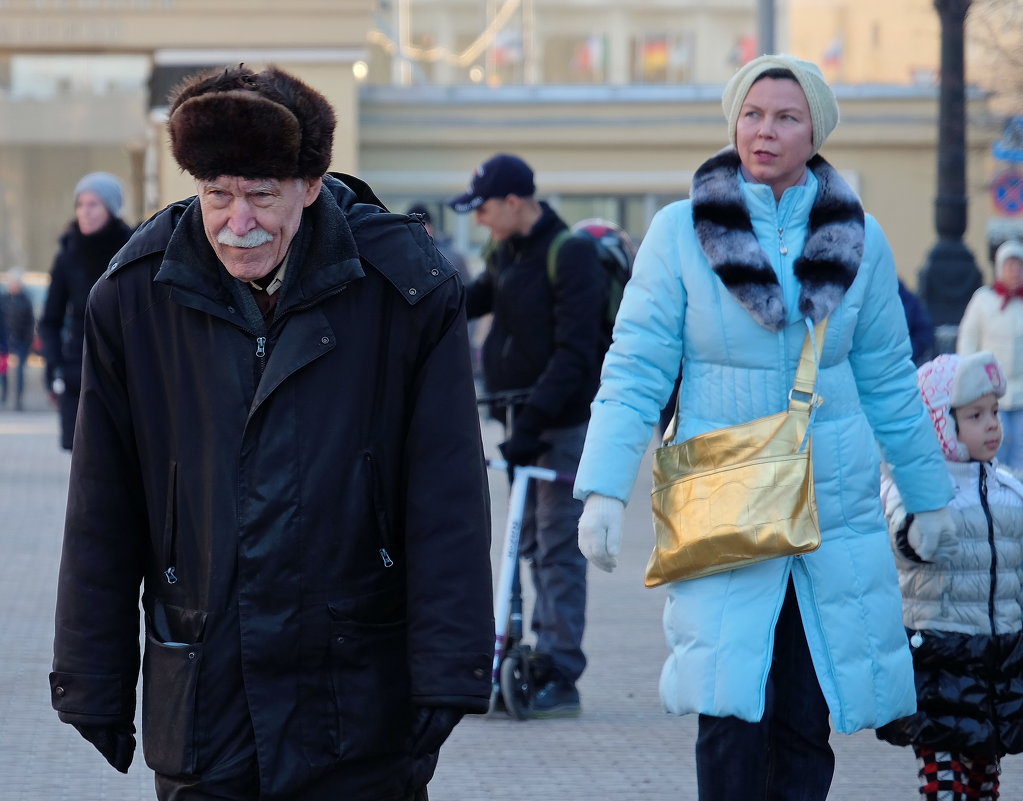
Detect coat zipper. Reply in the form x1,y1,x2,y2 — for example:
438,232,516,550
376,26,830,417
363,451,396,569
979,467,997,635
255,336,267,376
163,462,179,584
249,283,351,380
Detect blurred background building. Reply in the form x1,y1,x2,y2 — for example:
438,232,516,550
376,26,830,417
0,0,1017,287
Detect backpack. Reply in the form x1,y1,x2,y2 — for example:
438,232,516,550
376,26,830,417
546,218,636,336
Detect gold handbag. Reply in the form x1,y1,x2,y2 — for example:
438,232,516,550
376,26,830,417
645,319,828,587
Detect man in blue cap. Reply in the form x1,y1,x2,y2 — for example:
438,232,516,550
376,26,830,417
450,153,605,717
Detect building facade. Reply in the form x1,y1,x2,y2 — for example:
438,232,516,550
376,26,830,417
0,0,1009,288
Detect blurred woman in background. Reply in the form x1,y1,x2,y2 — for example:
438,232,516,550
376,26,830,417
39,172,132,450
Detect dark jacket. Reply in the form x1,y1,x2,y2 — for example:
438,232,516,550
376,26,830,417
2,289,34,347
898,280,936,366
50,174,494,800
38,215,132,389
465,202,605,427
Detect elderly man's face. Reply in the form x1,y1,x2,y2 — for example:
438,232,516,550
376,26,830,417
197,176,322,282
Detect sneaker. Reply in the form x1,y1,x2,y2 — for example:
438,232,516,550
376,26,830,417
526,651,554,687
529,678,581,719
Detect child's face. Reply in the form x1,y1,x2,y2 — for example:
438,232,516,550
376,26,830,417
954,392,1002,462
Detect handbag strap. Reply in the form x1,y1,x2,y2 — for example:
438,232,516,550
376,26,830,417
661,317,829,445
788,317,829,414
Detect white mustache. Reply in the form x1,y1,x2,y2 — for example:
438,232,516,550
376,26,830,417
217,227,273,248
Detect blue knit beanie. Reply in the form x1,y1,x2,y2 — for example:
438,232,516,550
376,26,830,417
74,172,123,216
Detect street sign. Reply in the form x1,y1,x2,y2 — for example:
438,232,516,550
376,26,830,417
992,169,1023,216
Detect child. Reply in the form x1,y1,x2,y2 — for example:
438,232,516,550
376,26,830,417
878,351,1023,800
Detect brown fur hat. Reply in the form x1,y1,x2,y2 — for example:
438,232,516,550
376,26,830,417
167,64,335,181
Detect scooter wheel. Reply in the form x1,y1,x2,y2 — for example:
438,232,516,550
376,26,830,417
499,648,531,721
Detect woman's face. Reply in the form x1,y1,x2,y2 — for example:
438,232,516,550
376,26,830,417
75,191,111,236
999,256,1023,291
735,77,815,200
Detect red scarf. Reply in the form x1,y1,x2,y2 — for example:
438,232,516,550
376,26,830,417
994,280,1023,309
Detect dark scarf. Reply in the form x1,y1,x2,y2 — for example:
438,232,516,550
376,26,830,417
65,216,133,282
690,148,865,331
993,281,1023,310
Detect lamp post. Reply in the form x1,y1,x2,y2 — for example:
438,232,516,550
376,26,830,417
917,0,982,340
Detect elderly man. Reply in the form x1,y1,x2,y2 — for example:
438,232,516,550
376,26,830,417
49,65,494,801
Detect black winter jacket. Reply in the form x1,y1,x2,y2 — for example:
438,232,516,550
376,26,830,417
50,174,494,799
2,290,34,347
466,202,606,427
38,216,132,389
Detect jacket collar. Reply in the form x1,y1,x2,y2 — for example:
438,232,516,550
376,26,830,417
153,184,365,316
690,147,865,331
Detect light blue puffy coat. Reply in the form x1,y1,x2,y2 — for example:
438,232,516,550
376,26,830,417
574,166,954,733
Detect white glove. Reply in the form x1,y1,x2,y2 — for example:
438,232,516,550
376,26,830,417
908,507,959,563
578,493,625,573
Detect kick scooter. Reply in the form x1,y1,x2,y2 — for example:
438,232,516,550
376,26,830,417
477,390,576,719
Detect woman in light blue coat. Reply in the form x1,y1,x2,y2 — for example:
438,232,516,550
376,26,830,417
575,54,957,800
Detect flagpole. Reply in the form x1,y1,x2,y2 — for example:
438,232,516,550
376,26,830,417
758,0,775,54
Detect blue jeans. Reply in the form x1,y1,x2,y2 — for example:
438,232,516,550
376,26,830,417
997,408,1023,471
695,579,834,801
1,340,29,406
518,422,588,683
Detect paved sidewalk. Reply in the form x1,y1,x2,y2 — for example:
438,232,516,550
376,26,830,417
2,367,1020,800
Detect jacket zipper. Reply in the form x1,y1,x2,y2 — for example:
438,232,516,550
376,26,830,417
249,283,351,380
363,451,396,569
255,336,267,376
979,467,997,635
163,462,179,584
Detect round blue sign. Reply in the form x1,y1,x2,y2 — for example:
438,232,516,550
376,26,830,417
992,170,1023,216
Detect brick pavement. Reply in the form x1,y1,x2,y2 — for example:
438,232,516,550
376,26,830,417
2,365,1020,800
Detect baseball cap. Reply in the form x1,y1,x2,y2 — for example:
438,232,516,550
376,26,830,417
448,154,535,213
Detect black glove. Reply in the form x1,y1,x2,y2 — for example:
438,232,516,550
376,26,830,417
410,706,463,758
499,405,551,483
72,721,136,773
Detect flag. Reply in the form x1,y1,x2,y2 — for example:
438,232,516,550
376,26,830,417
823,34,844,69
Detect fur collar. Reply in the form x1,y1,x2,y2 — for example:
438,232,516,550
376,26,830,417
690,148,864,331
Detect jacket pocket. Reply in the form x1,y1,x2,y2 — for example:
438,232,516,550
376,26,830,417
141,631,203,776
327,607,410,760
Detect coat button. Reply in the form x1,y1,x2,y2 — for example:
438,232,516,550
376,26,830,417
187,652,197,660
431,268,439,276
408,287,417,296
54,686,65,697
336,635,345,644
473,668,485,678
227,306,236,314
321,337,330,345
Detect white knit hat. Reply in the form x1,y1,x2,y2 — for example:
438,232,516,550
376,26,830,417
995,240,1023,279
722,54,839,154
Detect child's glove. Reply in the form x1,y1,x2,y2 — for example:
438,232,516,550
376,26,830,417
908,507,959,563
578,493,625,572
